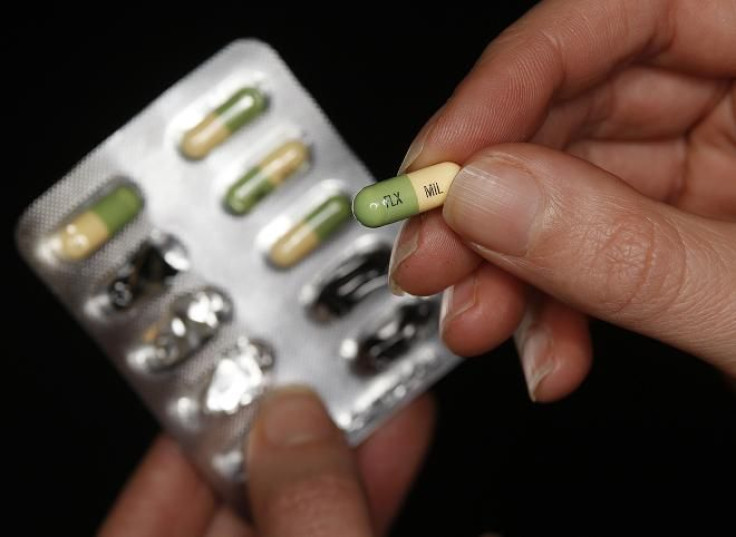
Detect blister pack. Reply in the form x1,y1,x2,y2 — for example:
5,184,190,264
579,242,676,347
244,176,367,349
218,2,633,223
15,40,460,512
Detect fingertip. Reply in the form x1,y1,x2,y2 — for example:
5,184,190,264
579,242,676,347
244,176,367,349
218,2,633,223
246,386,341,465
440,263,526,356
246,387,372,537
390,211,482,297
515,298,592,403
388,216,422,297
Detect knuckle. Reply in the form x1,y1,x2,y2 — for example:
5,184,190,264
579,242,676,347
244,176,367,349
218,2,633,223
586,212,688,320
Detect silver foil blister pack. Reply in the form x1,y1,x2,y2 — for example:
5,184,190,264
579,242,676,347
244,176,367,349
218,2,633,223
15,40,461,510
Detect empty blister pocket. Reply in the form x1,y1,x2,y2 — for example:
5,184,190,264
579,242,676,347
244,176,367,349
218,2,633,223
130,287,234,372
104,231,190,311
203,337,275,415
342,299,439,374
301,237,390,322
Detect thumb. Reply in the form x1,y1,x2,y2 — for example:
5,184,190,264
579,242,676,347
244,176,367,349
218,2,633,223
442,143,736,373
246,387,373,537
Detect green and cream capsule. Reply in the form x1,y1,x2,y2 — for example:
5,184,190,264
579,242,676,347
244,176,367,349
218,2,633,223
269,194,352,268
180,87,267,160
224,140,310,215
353,162,460,227
51,184,143,261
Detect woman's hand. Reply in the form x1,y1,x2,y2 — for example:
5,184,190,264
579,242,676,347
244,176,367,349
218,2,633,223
99,389,434,537
390,0,736,401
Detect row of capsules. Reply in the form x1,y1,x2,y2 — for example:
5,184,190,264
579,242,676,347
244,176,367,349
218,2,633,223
51,86,349,269
44,74,441,442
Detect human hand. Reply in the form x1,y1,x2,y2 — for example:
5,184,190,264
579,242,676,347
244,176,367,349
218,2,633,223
390,0,736,401
99,389,434,537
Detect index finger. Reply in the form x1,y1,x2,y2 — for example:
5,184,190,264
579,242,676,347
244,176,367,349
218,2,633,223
406,0,736,171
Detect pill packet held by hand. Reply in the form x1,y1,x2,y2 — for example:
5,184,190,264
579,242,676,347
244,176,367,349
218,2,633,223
15,40,460,516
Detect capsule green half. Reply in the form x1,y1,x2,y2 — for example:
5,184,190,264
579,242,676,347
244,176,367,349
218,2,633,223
93,185,144,233
225,168,273,214
352,175,419,228
215,87,267,132
306,194,353,240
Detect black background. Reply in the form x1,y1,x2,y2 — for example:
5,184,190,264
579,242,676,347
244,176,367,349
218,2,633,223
7,6,736,537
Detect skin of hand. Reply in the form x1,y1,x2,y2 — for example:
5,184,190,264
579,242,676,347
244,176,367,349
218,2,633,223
389,0,736,401
99,389,434,537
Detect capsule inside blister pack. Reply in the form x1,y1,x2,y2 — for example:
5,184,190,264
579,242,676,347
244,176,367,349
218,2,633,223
106,232,190,310
134,287,234,372
342,299,439,374
224,139,310,215
49,183,143,262
269,194,352,268
204,337,275,415
302,241,391,322
180,87,267,160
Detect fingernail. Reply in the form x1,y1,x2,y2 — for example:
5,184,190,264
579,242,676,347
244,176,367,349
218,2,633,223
440,274,477,333
397,105,445,174
388,218,420,296
517,327,556,402
398,134,426,176
257,386,335,448
443,155,542,256
388,277,406,297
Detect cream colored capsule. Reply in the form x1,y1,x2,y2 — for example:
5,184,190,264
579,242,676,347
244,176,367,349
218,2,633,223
53,212,111,261
224,140,310,215
353,162,460,228
51,185,143,261
269,195,352,268
180,87,267,160
180,113,231,160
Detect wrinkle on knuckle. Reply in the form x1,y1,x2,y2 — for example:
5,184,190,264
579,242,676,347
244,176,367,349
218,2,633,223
585,212,687,320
